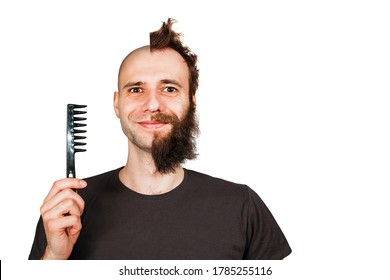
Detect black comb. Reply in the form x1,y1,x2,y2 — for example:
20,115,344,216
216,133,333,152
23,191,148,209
66,104,87,178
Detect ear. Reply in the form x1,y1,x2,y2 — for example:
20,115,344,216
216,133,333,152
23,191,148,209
113,91,120,118
191,93,197,107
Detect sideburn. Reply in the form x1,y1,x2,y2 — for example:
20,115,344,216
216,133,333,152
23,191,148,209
151,102,199,174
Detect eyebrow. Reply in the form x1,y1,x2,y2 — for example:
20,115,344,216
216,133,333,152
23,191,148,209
122,81,145,90
160,79,183,88
122,79,183,90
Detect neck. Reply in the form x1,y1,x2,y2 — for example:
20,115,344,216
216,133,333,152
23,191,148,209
119,142,184,195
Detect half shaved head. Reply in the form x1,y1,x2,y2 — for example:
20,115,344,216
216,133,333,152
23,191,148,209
118,18,199,98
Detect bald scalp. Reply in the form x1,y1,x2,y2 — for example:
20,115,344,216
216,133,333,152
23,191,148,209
117,46,149,91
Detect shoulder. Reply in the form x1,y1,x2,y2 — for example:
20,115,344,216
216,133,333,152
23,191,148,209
184,169,251,199
184,169,271,211
83,167,121,185
185,169,246,188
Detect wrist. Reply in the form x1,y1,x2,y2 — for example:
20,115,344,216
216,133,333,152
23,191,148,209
40,248,67,260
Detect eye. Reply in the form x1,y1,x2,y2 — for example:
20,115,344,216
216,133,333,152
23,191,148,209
128,87,143,94
162,87,178,95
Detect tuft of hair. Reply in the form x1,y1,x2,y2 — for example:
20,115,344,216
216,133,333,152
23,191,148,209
150,18,199,98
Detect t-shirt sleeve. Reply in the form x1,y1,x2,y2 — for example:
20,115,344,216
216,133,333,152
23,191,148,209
28,216,47,260
244,187,292,260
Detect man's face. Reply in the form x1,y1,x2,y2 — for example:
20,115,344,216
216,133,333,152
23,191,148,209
114,46,196,156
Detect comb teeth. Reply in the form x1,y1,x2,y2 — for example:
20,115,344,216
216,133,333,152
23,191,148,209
68,104,87,153
67,104,87,178
74,129,87,134
73,110,87,115
73,123,87,127
74,117,87,121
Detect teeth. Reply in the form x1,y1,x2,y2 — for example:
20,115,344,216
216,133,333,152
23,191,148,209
73,117,87,121
73,122,87,127
72,104,87,109
67,104,87,154
74,141,86,146
74,129,87,134
73,110,87,115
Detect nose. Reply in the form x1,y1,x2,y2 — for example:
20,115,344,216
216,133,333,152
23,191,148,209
141,90,165,113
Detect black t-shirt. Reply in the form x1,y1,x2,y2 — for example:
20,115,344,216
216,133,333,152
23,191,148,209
29,167,291,259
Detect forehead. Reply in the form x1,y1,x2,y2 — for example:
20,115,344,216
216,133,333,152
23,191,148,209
119,47,189,89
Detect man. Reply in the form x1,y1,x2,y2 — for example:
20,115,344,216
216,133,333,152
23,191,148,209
29,19,292,260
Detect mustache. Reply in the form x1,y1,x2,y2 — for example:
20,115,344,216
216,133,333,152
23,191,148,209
151,112,179,125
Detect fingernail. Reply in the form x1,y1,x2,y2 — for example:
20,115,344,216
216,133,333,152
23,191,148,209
80,180,87,187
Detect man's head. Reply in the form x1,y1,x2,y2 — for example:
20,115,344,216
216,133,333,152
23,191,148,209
114,19,200,174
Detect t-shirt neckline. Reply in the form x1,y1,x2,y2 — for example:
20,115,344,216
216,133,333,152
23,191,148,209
113,166,189,200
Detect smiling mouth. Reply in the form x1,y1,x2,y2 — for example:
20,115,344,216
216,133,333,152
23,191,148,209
138,121,167,129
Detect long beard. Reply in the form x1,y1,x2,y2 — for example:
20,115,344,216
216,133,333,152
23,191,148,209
151,102,199,174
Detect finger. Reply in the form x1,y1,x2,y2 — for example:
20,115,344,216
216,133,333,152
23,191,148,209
45,215,82,236
44,178,87,203
42,198,83,221
41,188,85,216
68,222,82,236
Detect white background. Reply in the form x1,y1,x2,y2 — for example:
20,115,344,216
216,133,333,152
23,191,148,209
1,0,389,279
